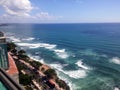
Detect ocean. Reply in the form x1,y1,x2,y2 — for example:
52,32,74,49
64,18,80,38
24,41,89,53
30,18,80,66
1,23,120,90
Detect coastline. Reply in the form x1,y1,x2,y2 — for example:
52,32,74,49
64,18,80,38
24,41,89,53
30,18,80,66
29,54,73,90
7,42,70,90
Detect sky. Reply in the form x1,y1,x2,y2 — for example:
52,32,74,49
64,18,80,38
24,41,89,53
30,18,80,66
0,0,120,23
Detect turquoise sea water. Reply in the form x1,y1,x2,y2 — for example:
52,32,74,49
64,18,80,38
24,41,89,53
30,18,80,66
0,81,7,90
1,23,120,90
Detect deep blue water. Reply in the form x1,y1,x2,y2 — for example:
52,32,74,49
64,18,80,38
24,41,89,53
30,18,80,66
1,23,120,90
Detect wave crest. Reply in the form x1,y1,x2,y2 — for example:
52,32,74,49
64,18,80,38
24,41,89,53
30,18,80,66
9,36,21,42
8,35,69,59
75,60,89,70
114,87,120,90
16,42,69,59
111,57,120,65
50,63,87,79
54,49,69,59
22,37,35,41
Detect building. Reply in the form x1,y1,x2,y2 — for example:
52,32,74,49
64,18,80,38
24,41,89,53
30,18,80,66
0,31,23,90
0,31,9,69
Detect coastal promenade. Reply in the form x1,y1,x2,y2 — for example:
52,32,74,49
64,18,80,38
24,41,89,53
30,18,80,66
6,52,18,75
19,59,62,90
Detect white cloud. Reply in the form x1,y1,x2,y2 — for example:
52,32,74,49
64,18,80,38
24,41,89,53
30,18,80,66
2,0,33,16
0,0,6,5
35,12,62,20
0,0,62,23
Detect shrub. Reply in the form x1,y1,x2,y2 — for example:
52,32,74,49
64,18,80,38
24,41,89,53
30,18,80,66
25,86,33,90
56,79,70,90
19,73,32,85
44,69,57,79
7,42,17,51
18,54,29,61
29,61,42,70
18,50,26,55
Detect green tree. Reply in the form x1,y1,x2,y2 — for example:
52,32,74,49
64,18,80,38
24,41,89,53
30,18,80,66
7,42,17,51
18,50,26,55
19,73,32,85
17,50,30,61
56,79,70,90
11,49,17,55
29,61,42,69
44,69,57,79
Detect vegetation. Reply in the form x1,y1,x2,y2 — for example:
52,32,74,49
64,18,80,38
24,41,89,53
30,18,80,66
15,61,27,71
17,50,30,61
19,73,32,85
29,61,42,70
18,54,30,61
56,79,70,90
44,69,57,79
25,86,33,90
18,50,26,55
7,42,17,51
11,49,17,55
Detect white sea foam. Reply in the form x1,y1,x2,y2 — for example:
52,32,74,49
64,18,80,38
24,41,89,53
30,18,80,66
114,87,120,90
30,55,84,80
111,57,120,65
54,49,69,59
64,69,87,79
75,60,89,70
16,43,56,49
50,63,63,70
8,34,69,59
28,54,45,64
50,63,87,79
8,36,21,42
22,37,35,41
57,72,74,90
50,63,74,90
16,42,69,59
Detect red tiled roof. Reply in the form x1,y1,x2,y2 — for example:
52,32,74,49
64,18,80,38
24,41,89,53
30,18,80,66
6,52,18,75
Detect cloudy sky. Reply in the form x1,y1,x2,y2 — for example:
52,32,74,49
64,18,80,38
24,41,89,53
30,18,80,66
0,0,120,23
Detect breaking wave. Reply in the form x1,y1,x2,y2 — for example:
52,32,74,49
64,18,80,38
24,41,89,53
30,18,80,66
50,63,87,79
22,37,35,41
8,35,69,59
75,60,89,70
28,54,45,64
8,36,21,42
110,57,120,65
16,42,69,59
16,43,56,49
8,36,35,42
56,71,75,90
54,49,69,59
114,87,120,90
